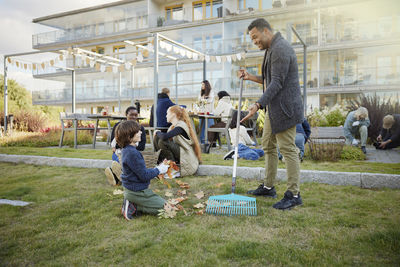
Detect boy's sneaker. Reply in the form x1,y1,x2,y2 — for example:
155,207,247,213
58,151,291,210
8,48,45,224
247,184,277,198
105,167,119,186
272,191,302,210
121,198,138,220
223,150,235,160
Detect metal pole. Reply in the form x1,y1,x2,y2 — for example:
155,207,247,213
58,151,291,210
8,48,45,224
119,71,122,113
72,69,76,113
303,45,307,116
203,59,206,81
175,60,178,104
153,33,159,128
3,56,8,134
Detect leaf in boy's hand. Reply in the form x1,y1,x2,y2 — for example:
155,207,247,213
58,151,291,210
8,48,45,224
194,191,204,199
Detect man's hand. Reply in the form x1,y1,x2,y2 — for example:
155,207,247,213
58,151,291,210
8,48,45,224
379,140,390,149
352,121,360,127
154,130,160,137
377,134,382,142
237,69,250,80
240,103,259,123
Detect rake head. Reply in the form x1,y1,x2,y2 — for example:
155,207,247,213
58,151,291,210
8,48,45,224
205,193,257,216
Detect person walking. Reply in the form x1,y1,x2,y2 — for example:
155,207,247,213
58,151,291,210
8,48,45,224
238,18,304,210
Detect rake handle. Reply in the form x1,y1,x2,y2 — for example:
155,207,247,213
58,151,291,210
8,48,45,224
232,78,244,194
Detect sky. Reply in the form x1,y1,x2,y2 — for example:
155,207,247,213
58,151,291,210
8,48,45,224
0,0,116,92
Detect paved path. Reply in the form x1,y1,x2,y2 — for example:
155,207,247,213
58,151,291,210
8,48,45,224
365,147,400,163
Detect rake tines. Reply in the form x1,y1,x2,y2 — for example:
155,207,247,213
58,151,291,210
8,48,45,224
206,193,257,216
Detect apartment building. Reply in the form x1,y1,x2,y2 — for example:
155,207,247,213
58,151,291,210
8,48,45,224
31,0,400,115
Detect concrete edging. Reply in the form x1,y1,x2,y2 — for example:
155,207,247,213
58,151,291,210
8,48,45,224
0,154,399,189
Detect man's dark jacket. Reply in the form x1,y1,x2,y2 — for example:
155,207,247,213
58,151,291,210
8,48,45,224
257,32,304,134
380,114,400,144
149,93,175,128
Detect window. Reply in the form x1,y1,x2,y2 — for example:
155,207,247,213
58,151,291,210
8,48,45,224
192,0,223,20
92,47,104,54
165,5,183,20
113,45,126,60
239,0,272,10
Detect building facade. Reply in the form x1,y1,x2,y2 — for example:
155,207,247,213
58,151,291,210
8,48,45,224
31,0,400,115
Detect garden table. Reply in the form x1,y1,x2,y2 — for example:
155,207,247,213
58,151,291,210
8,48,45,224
87,115,126,149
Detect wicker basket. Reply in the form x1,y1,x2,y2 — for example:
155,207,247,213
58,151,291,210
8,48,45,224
308,138,345,161
142,151,159,168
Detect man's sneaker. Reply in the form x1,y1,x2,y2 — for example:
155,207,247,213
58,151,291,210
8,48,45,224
272,190,302,210
247,184,277,198
121,198,137,220
223,150,235,160
105,167,119,186
361,146,367,154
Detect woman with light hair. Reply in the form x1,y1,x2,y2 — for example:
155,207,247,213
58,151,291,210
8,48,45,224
375,114,400,149
343,106,370,154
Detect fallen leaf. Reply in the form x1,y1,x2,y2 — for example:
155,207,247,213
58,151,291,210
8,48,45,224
113,189,124,195
193,203,205,209
215,183,224,188
165,191,173,197
196,209,205,215
194,191,205,199
177,189,187,196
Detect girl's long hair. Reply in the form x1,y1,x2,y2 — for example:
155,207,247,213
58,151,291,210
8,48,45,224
169,105,202,162
201,80,212,98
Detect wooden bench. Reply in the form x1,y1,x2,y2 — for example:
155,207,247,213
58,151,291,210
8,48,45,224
309,126,345,143
207,109,259,151
59,112,108,149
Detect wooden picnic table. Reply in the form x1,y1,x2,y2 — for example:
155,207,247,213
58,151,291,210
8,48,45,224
87,115,126,149
189,113,230,152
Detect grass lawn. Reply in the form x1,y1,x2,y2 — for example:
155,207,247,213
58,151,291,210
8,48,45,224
0,162,399,266
1,146,399,175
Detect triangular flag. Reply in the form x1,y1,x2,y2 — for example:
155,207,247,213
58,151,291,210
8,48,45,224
95,63,101,71
216,56,221,63
131,59,137,66
24,64,27,69
100,64,106,72
59,54,63,61
186,51,192,58
199,55,205,61
41,62,45,69
221,56,226,63
33,64,36,70
193,53,199,60
86,58,90,65
205,55,210,62
231,54,237,62
241,52,246,59
166,43,172,52
113,65,118,73
90,60,95,68
132,53,137,60
50,60,54,66
179,48,186,57
159,41,166,49
173,46,180,54
106,66,112,72
16,61,19,67
125,62,131,70
236,53,242,61
143,49,149,58
7,58,11,64
118,65,124,72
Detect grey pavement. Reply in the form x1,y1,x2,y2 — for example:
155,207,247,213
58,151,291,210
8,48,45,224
365,146,400,163
1,153,399,189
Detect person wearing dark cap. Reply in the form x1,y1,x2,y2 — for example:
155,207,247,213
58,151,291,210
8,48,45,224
375,114,400,149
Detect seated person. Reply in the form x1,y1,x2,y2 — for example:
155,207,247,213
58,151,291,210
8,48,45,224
115,120,170,220
104,106,146,186
375,114,400,150
224,110,264,161
207,91,233,151
343,107,370,154
153,105,201,177
149,87,175,132
278,119,311,162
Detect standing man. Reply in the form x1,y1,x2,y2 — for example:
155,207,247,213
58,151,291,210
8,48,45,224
239,18,304,210
149,88,175,132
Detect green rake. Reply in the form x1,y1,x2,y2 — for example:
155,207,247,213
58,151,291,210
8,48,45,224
205,78,257,216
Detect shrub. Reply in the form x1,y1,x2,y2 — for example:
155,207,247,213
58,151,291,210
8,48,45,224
307,105,347,127
307,108,328,127
0,129,92,147
308,140,344,161
341,145,366,161
0,110,47,132
348,94,400,141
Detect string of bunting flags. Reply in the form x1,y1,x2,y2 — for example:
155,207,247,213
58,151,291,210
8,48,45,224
6,43,246,74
